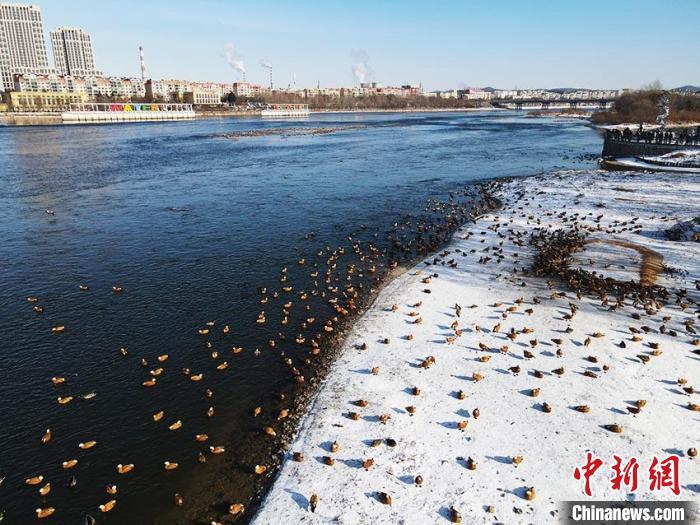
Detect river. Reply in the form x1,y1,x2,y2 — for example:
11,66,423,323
0,111,601,524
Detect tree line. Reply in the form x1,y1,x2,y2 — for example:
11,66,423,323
591,90,700,125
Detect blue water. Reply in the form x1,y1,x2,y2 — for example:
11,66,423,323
0,111,602,524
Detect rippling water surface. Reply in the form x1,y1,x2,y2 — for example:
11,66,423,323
0,112,601,524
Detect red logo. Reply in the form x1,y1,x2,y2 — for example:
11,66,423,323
574,454,681,497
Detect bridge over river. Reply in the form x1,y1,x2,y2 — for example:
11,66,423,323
493,98,615,110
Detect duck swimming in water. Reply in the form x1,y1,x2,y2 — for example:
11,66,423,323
116,463,134,474
99,499,116,512
25,475,44,485
35,507,55,519
62,459,78,469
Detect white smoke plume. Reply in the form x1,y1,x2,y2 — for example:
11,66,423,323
351,50,372,84
223,43,246,77
260,60,273,69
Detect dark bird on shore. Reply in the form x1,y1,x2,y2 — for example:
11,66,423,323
378,492,392,505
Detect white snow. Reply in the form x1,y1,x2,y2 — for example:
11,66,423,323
252,170,700,525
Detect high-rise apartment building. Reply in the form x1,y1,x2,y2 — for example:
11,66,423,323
50,26,100,77
0,3,54,91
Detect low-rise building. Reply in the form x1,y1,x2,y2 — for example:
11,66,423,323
459,88,492,100
109,77,144,99
13,73,146,99
7,90,87,111
184,87,223,105
232,82,269,98
146,79,194,101
434,89,459,99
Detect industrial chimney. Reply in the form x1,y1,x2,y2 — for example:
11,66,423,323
139,46,146,81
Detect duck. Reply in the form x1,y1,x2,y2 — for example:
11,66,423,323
24,475,44,485
116,463,134,474
62,459,79,469
378,492,392,505
35,508,55,519
99,500,116,513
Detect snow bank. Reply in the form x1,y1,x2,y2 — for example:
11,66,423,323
252,170,700,525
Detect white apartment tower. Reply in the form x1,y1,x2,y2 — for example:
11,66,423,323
51,26,99,77
0,3,54,91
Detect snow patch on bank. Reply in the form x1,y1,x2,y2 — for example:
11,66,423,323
253,170,700,525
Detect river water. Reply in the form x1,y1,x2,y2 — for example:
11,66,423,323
0,111,601,524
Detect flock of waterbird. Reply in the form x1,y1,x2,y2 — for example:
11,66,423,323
3,185,500,523
252,174,698,523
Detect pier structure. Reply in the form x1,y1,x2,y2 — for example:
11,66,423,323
260,103,309,118
62,102,195,123
602,127,700,157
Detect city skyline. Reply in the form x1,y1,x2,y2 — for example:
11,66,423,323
33,0,700,90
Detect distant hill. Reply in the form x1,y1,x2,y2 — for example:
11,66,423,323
673,85,700,94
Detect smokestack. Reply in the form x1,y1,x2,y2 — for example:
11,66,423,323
139,46,146,81
260,61,273,89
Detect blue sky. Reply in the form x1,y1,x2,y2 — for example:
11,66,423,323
38,0,699,90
